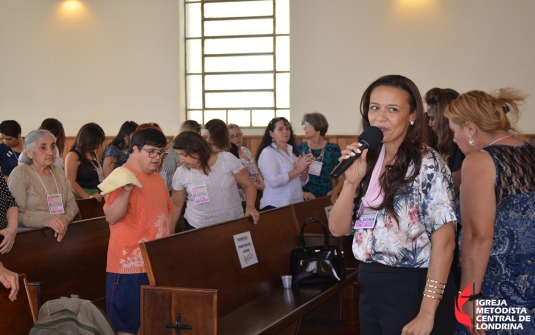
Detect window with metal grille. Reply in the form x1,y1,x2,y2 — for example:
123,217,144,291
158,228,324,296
185,0,289,127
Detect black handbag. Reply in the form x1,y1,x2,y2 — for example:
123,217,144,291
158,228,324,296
290,218,345,286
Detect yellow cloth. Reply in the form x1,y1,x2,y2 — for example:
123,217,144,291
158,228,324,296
98,167,142,195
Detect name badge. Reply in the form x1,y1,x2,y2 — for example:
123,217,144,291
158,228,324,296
96,167,104,182
47,194,65,215
246,162,258,175
192,184,210,205
354,206,377,229
308,161,323,176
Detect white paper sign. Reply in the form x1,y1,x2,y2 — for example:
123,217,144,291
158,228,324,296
324,205,333,220
233,231,258,268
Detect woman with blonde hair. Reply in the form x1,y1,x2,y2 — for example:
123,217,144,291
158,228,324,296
445,88,535,334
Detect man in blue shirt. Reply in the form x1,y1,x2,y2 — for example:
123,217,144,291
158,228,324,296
0,120,23,180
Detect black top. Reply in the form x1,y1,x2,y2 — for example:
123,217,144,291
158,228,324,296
230,143,239,159
483,143,535,203
71,149,100,189
448,143,465,173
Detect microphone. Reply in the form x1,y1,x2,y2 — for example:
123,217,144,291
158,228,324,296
330,126,384,180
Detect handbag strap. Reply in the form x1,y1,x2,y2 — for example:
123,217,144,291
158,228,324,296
299,218,330,247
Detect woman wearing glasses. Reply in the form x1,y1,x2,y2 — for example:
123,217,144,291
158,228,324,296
228,124,265,191
171,131,259,229
65,123,106,201
298,112,344,204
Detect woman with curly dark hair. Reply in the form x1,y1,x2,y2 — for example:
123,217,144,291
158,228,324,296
255,117,311,211
329,75,457,335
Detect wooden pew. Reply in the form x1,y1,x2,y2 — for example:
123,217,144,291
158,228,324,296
0,273,37,335
0,217,110,310
139,206,358,335
75,198,105,221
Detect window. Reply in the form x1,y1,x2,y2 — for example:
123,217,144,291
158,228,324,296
185,0,289,127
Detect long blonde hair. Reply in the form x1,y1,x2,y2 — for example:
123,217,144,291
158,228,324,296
445,88,527,135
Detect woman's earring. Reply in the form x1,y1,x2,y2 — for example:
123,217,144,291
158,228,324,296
468,135,475,147
410,120,414,126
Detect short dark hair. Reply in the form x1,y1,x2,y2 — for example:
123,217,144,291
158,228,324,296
173,131,214,175
129,128,167,154
302,112,329,136
0,120,22,137
109,121,139,150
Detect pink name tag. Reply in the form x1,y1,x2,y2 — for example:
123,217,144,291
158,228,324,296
192,185,210,205
247,162,258,175
47,194,65,215
354,206,377,229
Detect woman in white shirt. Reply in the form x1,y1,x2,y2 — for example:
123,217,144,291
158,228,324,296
171,131,259,229
256,117,311,211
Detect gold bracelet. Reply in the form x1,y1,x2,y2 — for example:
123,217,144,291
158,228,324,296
426,278,446,286
423,292,442,300
424,288,444,295
246,206,256,210
425,283,445,291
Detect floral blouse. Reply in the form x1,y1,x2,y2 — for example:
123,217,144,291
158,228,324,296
351,146,456,268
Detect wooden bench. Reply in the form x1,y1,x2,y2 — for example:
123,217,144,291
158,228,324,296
0,273,37,335
0,217,110,310
75,198,105,221
139,205,358,335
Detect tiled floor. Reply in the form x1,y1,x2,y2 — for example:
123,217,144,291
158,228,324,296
299,283,360,335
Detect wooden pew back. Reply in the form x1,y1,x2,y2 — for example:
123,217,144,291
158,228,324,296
1,217,109,309
141,206,299,317
0,274,36,335
75,198,105,221
291,196,332,234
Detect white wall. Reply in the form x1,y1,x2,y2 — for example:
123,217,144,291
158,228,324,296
290,0,535,135
1,0,534,137
0,0,181,136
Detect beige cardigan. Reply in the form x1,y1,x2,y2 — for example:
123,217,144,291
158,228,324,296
8,164,78,228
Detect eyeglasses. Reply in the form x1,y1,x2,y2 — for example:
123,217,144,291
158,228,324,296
302,122,311,128
230,133,243,140
140,147,168,159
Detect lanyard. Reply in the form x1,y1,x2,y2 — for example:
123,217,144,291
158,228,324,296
31,166,61,196
270,143,296,165
9,148,20,159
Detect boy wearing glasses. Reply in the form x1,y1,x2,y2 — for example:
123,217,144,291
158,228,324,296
103,128,174,335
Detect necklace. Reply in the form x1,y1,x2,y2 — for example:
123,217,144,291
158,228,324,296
307,140,325,161
488,135,512,146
